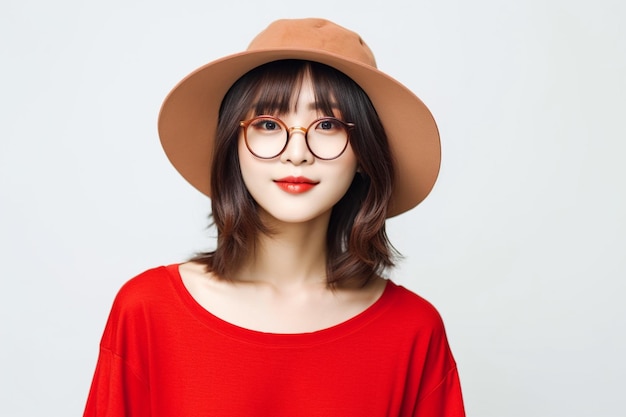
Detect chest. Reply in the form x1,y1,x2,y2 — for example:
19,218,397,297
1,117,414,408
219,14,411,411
144,330,422,417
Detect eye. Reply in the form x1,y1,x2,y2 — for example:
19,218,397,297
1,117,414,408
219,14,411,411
262,121,278,130
254,120,280,130
315,119,340,131
251,118,283,132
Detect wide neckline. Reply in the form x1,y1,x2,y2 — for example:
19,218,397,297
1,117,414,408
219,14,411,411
164,264,398,347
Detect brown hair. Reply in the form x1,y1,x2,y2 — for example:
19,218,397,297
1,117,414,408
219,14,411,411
191,60,398,287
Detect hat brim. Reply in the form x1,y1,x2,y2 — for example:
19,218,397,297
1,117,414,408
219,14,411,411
158,48,440,217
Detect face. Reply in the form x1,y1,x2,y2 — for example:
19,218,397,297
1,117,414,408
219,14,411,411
238,77,358,225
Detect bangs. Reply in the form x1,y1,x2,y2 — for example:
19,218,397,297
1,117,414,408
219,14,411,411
246,60,345,120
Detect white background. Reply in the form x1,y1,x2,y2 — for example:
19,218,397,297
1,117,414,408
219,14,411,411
1,0,625,416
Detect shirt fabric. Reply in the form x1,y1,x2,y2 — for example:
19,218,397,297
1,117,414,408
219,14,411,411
84,265,465,416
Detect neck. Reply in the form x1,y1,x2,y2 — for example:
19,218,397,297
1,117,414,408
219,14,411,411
235,211,331,289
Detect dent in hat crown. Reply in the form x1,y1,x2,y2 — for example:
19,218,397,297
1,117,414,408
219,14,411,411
247,18,377,68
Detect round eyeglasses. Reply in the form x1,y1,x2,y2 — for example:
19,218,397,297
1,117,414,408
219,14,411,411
239,116,355,160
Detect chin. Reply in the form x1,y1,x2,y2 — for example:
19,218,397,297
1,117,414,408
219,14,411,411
260,208,332,226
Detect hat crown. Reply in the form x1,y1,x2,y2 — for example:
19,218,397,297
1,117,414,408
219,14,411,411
247,18,377,68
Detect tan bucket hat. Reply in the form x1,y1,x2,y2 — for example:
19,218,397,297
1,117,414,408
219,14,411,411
158,18,440,217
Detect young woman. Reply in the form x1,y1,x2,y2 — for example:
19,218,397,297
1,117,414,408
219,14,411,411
84,18,465,416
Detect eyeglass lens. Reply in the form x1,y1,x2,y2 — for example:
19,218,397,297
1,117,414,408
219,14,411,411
243,116,350,160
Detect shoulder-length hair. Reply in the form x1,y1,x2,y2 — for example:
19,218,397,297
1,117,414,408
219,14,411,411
192,60,398,287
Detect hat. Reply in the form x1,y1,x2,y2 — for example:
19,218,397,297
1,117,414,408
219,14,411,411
158,18,440,217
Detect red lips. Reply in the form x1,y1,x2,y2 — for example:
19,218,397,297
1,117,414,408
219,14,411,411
273,176,319,194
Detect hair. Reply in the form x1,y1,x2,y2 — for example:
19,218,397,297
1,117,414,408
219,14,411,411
191,60,399,287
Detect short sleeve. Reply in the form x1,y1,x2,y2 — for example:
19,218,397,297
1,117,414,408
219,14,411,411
83,270,159,417
390,284,466,417
413,366,465,417
83,347,151,417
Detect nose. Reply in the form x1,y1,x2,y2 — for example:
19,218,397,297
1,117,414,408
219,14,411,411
279,127,314,165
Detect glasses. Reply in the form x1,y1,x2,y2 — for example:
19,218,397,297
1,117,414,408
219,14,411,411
239,115,355,160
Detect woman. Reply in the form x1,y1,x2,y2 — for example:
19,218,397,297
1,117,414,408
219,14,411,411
84,18,465,416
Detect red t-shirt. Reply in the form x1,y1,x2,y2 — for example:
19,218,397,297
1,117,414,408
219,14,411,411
84,265,465,416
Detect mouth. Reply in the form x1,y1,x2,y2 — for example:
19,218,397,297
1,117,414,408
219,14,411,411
273,176,319,194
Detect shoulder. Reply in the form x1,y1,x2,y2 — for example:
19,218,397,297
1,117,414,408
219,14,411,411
382,281,449,335
382,282,459,370
98,265,180,350
386,282,444,321
111,265,178,311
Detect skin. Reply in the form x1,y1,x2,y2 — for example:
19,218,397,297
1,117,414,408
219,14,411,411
179,77,386,333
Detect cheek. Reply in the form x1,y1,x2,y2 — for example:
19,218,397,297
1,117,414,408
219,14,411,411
238,137,256,188
327,149,359,196
338,147,359,180
238,136,272,205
